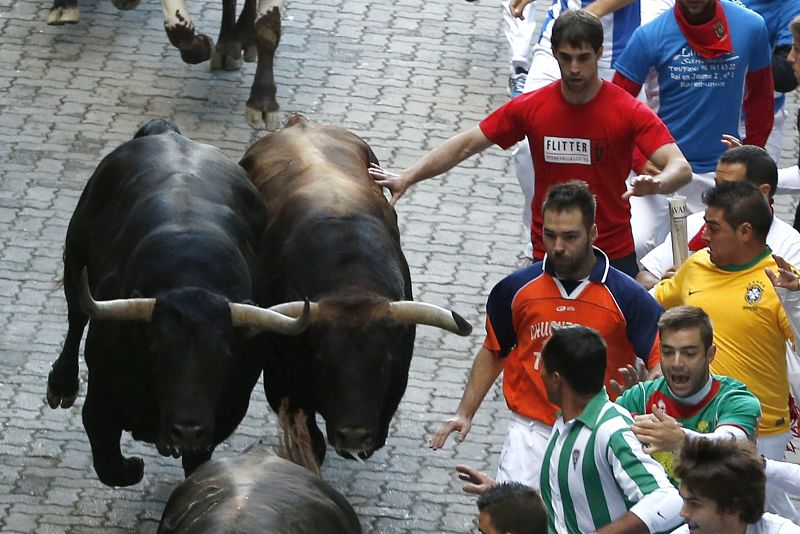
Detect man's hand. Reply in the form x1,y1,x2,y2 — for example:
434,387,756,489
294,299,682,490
623,175,662,199
430,414,472,450
509,0,534,18
631,406,684,454
455,464,496,494
609,359,647,396
369,163,411,206
766,254,800,291
720,134,743,149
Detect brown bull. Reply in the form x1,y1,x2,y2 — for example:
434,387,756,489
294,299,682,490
240,115,472,462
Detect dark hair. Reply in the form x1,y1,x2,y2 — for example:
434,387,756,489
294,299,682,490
718,145,778,198
658,306,714,352
542,180,596,229
551,10,604,52
541,325,606,395
702,180,772,242
790,15,800,41
477,482,548,534
676,438,765,523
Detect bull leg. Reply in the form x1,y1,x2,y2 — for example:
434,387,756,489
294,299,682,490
162,0,214,65
47,0,79,25
244,0,282,130
237,0,259,63
211,0,243,71
83,388,144,487
47,263,87,409
181,448,214,477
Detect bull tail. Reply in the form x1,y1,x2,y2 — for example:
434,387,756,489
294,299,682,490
276,400,321,476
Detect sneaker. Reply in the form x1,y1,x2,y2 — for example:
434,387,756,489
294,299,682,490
508,68,528,98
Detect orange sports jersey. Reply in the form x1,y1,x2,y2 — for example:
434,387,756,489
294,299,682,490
484,248,663,425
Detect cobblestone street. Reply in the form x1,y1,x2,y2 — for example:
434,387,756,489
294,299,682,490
0,0,799,530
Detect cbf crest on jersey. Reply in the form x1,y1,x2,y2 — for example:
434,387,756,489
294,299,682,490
744,281,764,305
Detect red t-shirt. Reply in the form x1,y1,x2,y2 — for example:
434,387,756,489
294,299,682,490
479,80,675,259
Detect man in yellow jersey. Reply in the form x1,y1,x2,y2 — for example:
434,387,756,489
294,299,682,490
654,179,800,523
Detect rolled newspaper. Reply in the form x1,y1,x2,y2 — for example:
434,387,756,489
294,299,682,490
668,195,689,268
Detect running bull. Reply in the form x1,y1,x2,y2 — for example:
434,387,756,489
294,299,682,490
46,0,285,130
47,118,309,487
240,115,473,463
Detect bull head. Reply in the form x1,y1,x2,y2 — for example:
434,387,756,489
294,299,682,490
79,268,311,335
267,299,472,336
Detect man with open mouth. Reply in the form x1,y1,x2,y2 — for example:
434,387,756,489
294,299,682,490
615,305,761,484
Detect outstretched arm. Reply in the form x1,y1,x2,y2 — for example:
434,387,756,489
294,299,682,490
624,143,692,199
370,126,494,205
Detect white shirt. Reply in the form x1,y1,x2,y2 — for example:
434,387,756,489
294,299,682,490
641,212,800,279
671,513,800,533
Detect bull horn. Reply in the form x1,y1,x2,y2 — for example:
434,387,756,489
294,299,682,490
229,300,312,335
79,267,155,321
266,301,320,321
389,301,472,336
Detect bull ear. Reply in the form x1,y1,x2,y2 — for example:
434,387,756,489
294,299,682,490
389,301,472,336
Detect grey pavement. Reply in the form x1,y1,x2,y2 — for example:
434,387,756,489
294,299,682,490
0,0,799,531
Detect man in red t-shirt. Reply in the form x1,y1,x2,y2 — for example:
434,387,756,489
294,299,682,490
370,10,691,277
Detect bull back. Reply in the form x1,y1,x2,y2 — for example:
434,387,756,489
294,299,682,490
158,449,362,533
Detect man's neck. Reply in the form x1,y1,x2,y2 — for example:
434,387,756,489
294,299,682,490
561,78,603,105
717,244,770,270
560,392,595,421
668,375,712,405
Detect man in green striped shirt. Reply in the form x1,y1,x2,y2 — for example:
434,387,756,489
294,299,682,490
539,325,682,533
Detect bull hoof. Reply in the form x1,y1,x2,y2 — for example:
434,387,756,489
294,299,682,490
243,44,257,63
210,47,243,71
47,6,80,25
111,0,139,10
244,106,280,130
179,34,214,65
97,456,144,487
46,370,79,409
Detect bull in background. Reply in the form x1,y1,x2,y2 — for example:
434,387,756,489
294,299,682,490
158,409,362,533
46,0,284,130
48,118,309,487
240,114,472,463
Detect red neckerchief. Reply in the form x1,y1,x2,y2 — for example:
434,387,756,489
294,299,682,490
688,201,775,252
673,0,733,59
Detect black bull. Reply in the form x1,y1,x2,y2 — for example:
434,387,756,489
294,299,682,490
48,118,309,487
240,115,472,463
158,449,362,533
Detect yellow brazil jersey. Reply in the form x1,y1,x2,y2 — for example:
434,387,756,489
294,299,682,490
655,248,794,436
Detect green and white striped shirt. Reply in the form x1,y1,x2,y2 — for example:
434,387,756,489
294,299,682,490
540,388,683,533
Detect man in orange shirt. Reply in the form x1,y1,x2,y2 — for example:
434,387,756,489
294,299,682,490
430,180,663,489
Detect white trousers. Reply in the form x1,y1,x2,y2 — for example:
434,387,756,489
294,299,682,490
502,0,536,72
758,432,800,525
496,413,552,490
